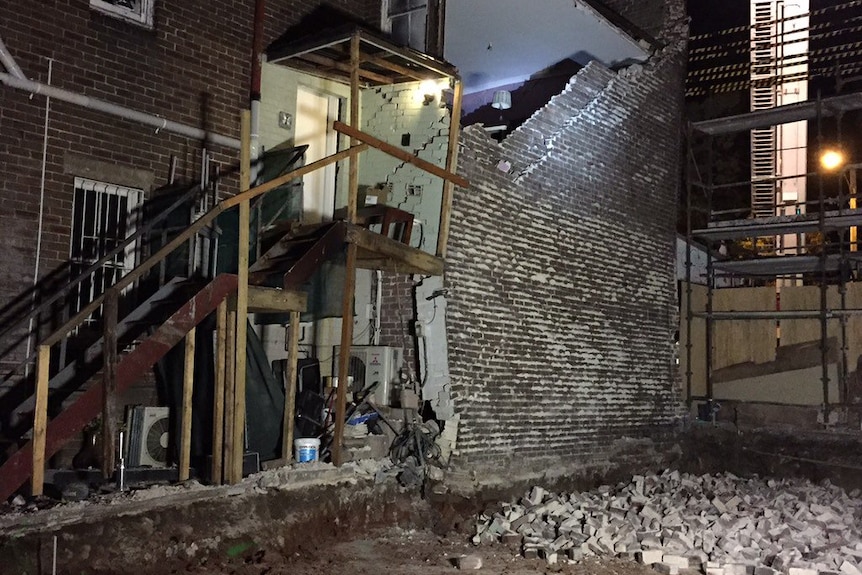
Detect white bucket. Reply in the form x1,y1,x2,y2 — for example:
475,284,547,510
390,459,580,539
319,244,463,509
294,437,320,463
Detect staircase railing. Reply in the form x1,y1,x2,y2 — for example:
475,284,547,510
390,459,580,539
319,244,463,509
22,144,368,497
0,181,206,385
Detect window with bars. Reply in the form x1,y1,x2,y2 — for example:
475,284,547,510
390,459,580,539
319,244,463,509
69,178,144,326
90,0,154,28
383,0,428,52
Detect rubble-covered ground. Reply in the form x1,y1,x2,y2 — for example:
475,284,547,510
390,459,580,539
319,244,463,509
474,470,862,575
158,527,659,575
7,467,862,574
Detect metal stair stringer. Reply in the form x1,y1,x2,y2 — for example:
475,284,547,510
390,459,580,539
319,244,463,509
250,221,348,288
0,273,238,501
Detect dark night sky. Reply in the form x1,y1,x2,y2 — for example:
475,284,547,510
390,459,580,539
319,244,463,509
687,0,749,35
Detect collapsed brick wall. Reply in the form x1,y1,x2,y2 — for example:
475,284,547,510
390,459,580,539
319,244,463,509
597,0,684,40
0,0,380,370
444,44,686,476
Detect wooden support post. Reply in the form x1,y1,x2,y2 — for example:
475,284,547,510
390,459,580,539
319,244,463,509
282,311,301,461
347,32,361,224
32,344,50,496
437,78,463,258
332,33,362,467
232,110,252,483
212,299,227,484
179,327,196,482
101,288,119,478
332,243,358,466
224,307,237,482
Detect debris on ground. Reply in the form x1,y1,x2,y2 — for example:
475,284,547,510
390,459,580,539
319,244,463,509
474,470,862,574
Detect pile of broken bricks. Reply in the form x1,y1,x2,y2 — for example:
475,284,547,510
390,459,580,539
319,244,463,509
473,470,862,574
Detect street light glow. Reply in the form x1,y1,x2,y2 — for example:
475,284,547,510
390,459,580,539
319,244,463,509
820,149,846,171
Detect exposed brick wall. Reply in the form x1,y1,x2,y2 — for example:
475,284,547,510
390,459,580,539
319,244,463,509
444,41,687,475
0,0,381,369
378,272,418,378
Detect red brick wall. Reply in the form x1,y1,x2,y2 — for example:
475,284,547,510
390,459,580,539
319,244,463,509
0,0,381,369
378,272,417,377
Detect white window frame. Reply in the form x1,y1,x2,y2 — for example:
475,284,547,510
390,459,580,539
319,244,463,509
69,177,145,326
90,0,155,28
381,0,428,52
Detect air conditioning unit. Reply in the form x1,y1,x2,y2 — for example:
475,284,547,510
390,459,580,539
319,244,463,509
126,406,170,467
332,345,402,406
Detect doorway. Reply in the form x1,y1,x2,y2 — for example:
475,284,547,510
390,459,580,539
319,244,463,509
295,87,340,224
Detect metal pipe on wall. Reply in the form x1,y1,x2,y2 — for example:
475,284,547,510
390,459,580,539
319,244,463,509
0,73,241,150
249,0,266,172
24,59,54,377
0,36,25,79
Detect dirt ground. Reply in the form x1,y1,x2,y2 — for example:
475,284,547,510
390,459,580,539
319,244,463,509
156,527,659,575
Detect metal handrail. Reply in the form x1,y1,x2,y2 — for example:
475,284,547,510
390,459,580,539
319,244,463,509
0,181,205,348
39,144,366,348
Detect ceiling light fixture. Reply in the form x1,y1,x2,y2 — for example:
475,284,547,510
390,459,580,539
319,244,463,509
491,90,512,110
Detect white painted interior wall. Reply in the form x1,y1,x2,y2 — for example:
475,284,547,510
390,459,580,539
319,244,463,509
444,0,648,94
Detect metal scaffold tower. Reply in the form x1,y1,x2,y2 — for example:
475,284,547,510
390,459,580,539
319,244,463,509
684,92,862,420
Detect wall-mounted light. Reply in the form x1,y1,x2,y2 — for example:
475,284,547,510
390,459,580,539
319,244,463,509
420,79,441,106
491,90,512,110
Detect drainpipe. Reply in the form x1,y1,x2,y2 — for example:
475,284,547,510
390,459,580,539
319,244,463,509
24,59,53,377
249,0,266,176
0,69,240,150
0,36,25,79
0,73,241,150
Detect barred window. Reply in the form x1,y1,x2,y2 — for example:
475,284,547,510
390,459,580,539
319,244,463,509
90,0,154,28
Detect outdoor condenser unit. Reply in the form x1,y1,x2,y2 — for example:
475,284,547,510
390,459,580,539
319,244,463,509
332,345,402,406
126,406,170,468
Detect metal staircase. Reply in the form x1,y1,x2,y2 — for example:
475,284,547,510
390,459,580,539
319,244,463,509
0,274,238,500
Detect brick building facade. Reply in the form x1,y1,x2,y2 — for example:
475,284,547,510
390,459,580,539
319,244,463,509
0,0,380,371
0,0,687,490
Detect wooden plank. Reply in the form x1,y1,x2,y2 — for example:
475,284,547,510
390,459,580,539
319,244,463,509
347,33,361,224
346,224,444,276
333,121,469,188
356,30,459,78
222,145,368,209
282,311,301,461
359,52,430,81
0,275,238,502
179,326,196,482
332,243,358,466
299,52,394,85
212,299,227,484
101,288,119,479
437,79,463,258
232,110,252,484
31,344,50,496
224,308,237,482
247,286,308,313
332,34,362,467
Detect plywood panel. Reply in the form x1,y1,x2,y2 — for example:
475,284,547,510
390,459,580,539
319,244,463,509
843,283,862,375
712,286,777,370
780,285,841,348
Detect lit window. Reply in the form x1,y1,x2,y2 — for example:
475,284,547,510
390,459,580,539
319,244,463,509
90,0,154,28
383,0,427,52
